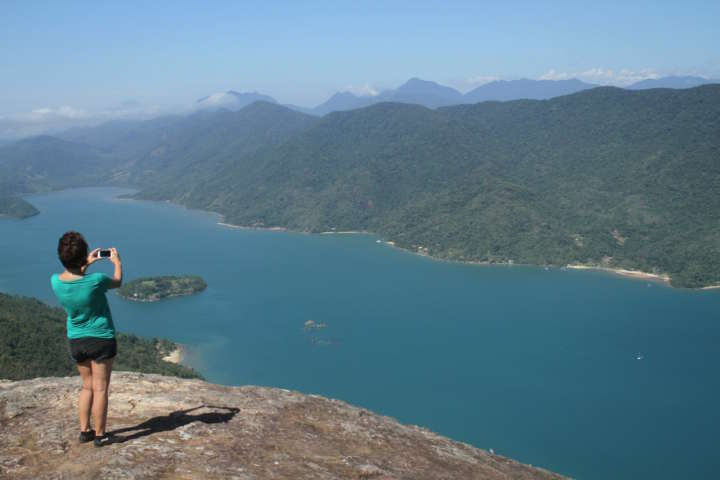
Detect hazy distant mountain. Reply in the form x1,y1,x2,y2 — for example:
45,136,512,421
0,135,110,194
281,104,318,116
60,115,183,155
393,77,463,99
312,92,378,115
7,76,720,141
312,78,466,115
311,78,595,114
309,75,718,113
379,77,464,107
628,76,718,90
464,79,596,102
195,90,277,111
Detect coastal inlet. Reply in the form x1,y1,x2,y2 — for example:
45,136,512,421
117,275,207,302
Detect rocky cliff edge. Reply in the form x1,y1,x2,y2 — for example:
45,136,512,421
0,372,565,479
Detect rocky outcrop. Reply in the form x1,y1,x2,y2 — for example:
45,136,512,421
0,372,565,479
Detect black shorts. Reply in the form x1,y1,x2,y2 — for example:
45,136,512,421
68,337,117,363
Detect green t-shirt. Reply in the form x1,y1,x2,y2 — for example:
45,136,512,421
50,272,115,339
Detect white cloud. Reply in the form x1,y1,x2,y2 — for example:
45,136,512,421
35,106,89,119
0,103,162,140
4,106,91,124
539,67,662,86
199,92,231,105
340,83,379,97
538,69,573,81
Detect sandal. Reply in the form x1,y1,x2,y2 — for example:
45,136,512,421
79,429,95,443
93,433,114,448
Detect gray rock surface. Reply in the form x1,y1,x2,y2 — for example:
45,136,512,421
0,372,565,479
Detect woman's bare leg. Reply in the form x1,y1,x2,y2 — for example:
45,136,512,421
90,358,113,436
76,360,93,432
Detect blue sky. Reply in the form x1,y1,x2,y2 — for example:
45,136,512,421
1,0,718,115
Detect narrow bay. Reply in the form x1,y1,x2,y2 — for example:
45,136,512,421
2,187,719,480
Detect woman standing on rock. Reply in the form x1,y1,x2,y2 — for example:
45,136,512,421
50,231,122,447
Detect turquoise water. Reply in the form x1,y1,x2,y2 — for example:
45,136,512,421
2,187,719,479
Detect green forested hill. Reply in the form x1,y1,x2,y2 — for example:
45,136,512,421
62,102,319,191
0,293,201,380
1,87,719,287
131,88,720,287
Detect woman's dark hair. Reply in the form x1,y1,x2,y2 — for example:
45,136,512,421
57,231,89,270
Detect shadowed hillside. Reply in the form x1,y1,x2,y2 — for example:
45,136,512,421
0,293,200,380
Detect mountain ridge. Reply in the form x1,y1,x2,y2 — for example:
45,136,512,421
2,86,719,288
132,86,720,288
628,75,717,90
303,75,719,115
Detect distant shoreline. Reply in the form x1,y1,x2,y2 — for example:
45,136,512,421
214,218,720,290
39,189,716,291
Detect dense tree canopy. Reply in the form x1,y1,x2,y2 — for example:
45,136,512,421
0,293,201,380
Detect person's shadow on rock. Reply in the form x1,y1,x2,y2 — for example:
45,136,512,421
109,405,240,443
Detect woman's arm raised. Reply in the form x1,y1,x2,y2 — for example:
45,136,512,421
107,247,123,289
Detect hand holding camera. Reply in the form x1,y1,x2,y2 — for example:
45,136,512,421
88,247,121,266
108,247,121,265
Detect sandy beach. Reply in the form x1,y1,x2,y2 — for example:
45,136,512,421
217,222,287,231
566,264,671,283
162,344,184,364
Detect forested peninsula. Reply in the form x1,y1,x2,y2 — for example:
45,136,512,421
0,293,201,380
1,86,719,287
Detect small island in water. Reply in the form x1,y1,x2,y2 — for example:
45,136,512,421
117,275,207,302
0,196,39,219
